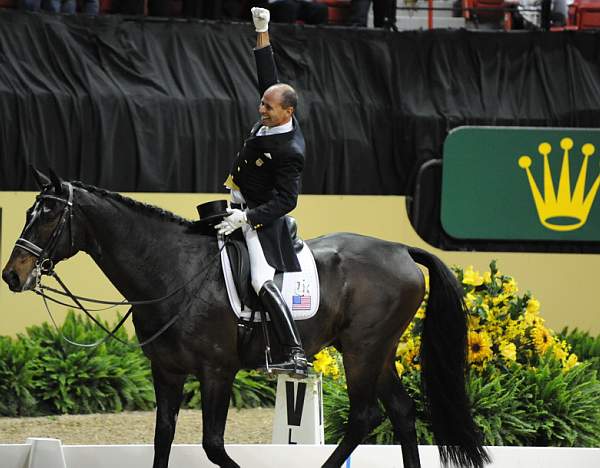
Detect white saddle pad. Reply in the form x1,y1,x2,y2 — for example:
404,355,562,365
218,238,320,321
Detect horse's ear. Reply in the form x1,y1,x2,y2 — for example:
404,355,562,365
30,165,51,189
48,168,63,194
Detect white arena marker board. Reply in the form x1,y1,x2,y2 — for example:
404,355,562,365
271,373,324,445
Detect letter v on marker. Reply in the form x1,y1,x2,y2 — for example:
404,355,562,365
285,381,307,426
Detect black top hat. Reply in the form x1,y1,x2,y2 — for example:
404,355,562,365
196,200,229,227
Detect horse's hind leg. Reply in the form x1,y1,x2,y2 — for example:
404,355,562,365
199,365,240,468
321,353,384,468
378,362,421,468
151,364,186,468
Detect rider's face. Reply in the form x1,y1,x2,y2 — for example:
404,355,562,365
258,88,293,128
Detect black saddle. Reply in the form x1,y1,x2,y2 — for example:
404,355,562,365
225,216,303,311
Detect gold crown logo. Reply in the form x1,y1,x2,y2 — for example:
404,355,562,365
518,137,600,232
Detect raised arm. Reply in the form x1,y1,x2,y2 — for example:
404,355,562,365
251,7,279,95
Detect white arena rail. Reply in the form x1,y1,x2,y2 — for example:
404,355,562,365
1,439,599,468
2,376,599,467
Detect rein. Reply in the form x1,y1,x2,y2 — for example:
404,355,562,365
34,245,223,349
18,181,226,349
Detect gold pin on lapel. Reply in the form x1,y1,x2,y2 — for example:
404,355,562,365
256,158,264,167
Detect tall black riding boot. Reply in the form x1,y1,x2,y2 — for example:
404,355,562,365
259,280,308,378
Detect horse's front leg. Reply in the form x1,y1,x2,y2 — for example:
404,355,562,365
151,363,186,468
199,364,239,468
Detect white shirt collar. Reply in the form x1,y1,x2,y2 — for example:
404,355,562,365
257,119,293,136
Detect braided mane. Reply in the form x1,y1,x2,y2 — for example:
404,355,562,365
71,181,194,227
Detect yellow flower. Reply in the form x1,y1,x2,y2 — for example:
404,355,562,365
484,305,495,321
468,331,493,363
563,353,578,371
531,326,554,355
505,320,526,341
415,306,426,319
499,341,517,361
483,271,492,284
395,361,404,376
502,278,518,295
396,341,409,357
526,298,540,314
463,266,484,286
492,293,508,307
553,344,568,362
465,292,478,309
313,348,340,378
524,310,544,327
467,314,481,330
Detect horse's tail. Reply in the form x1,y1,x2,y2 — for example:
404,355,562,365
407,246,490,468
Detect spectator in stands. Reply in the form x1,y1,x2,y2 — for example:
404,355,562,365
28,0,99,13
250,0,329,25
116,0,166,16
117,0,237,18
19,0,42,10
44,0,76,13
513,0,565,28
182,0,223,18
348,0,395,27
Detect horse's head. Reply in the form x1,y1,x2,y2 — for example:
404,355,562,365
2,168,80,292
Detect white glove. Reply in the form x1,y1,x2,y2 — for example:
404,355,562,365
251,7,270,32
215,208,248,236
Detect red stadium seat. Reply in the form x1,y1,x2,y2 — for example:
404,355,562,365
316,0,351,25
99,0,113,13
0,0,17,8
575,1,600,28
463,0,512,29
98,0,148,14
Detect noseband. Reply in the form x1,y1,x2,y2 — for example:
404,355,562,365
15,182,74,275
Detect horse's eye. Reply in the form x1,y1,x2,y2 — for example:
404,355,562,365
40,200,56,219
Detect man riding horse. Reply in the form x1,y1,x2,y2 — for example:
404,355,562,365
215,7,308,378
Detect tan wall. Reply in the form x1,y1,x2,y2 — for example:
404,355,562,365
1,192,598,336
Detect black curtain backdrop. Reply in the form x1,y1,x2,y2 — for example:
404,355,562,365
2,10,600,198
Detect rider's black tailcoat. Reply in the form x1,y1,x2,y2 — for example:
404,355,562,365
229,45,304,272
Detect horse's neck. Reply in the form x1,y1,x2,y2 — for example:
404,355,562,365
79,195,211,301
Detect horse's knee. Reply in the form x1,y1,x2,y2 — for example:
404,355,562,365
348,404,383,438
367,405,384,432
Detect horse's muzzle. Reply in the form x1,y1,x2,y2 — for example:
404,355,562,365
2,268,26,292
2,268,20,291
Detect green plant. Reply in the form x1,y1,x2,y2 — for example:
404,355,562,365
25,311,155,414
0,336,39,416
318,262,600,448
521,357,600,447
559,328,600,373
183,370,276,409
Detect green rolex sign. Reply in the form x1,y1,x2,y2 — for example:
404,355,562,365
441,126,600,241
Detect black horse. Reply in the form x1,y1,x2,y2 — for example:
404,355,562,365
2,171,489,468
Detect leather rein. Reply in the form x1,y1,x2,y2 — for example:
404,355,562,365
14,182,223,349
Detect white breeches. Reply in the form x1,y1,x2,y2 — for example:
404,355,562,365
230,190,275,294
243,224,276,294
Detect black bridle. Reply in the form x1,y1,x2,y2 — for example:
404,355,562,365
14,182,224,349
15,182,75,275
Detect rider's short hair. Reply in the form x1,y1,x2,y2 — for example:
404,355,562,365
280,87,298,111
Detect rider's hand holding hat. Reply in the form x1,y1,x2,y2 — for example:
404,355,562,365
251,7,270,32
215,208,248,236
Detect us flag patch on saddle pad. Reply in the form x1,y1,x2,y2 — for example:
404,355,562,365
292,294,311,311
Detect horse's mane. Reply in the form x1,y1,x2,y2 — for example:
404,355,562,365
71,181,194,227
